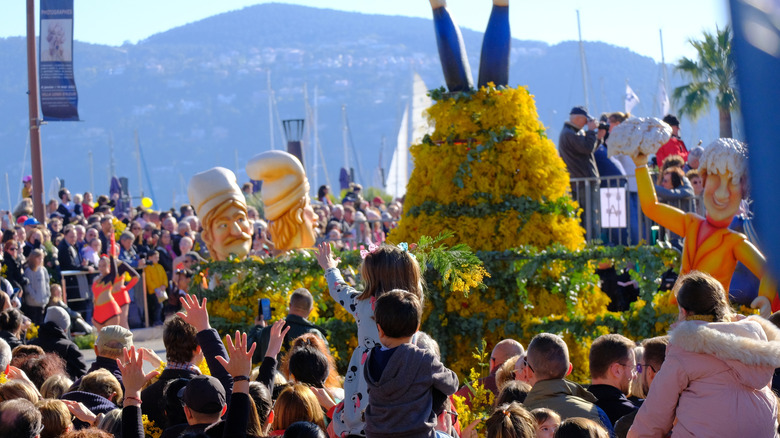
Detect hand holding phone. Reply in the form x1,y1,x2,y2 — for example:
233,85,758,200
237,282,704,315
258,298,272,321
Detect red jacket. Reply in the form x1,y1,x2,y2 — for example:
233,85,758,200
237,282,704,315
655,136,688,165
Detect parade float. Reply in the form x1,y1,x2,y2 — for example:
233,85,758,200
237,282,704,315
185,1,772,398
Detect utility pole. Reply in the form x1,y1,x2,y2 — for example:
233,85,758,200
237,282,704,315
26,0,45,220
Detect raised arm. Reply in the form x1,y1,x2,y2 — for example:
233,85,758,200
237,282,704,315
634,157,687,237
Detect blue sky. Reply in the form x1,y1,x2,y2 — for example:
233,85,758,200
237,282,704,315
1,0,729,63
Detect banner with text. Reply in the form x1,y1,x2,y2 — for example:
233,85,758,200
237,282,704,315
40,0,79,121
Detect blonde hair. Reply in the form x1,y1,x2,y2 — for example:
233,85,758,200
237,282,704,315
271,383,325,431
496,355,522,393
40,374,73,399
79,369,122,404
0,379,39,403
628,346,646,399
37,399,72,438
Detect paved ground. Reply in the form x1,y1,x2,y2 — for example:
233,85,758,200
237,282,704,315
81,326,167,371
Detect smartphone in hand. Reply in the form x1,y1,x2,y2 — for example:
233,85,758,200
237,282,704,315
258,298,272,321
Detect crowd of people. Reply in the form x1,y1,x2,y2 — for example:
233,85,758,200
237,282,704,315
0,240,777,437
0,105,776,437
0,179,403,333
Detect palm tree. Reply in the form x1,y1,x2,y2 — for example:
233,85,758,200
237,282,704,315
672,26,738,138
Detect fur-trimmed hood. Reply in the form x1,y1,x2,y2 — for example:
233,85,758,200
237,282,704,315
669,315,780,388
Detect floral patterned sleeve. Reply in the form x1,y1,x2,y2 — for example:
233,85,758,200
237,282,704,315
325,267,360,317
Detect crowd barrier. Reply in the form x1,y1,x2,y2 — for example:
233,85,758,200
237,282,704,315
569,175,700,246
61,269,150,328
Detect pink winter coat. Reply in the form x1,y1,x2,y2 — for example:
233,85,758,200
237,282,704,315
629,315,780,438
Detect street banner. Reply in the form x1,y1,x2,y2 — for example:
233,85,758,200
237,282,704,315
39,0,79,121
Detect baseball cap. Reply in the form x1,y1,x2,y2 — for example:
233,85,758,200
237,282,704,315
570,106,593,120
178,375,226,414
22,175,32,183
95,325,133,356
16,216,28,225
662,114,680,126
23,218,40,227
372,196,384,205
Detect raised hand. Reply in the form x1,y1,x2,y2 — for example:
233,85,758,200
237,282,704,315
177,293,210,332
117,346,161,397
266,319,291,359
314,241,339,271
62,400,97,425
139,347,163,369
216,331,256,379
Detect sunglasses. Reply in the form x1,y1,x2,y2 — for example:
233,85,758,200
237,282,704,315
636,363,656,374
523,356,534,373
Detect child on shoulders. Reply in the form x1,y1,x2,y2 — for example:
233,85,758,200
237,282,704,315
364,289,458,438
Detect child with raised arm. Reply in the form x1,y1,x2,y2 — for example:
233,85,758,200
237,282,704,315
315,242,424,436
364,290,458,438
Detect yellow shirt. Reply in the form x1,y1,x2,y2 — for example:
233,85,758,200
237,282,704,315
144,263,168,295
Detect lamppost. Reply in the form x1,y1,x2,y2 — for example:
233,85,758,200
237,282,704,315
282,119,305,169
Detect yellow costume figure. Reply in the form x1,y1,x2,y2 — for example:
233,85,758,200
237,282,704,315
633,138,777,314
246,151,318,252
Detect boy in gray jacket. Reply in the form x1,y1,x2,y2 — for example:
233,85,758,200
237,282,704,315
364,290,458,438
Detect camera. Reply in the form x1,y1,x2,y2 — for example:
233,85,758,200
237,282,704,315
598,121,610,131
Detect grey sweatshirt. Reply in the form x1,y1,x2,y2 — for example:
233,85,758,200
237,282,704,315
363,343,459,438
23,266,51,307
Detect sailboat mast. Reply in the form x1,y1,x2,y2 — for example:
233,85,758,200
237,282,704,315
109,132,116,180
312,86,319,189
134,130,144,198
313,87,332,190
659,29,669,91
576,10,590,111
342,104,350,175
267,70,275,150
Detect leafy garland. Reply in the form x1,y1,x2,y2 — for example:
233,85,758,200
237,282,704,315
407,193,577,221
188,236,682,383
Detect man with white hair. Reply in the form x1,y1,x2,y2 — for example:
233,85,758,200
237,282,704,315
0,338,11,373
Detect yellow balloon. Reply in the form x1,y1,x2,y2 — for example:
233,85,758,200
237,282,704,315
141,197,153,209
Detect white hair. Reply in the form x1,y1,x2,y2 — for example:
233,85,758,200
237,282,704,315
699,138,748,183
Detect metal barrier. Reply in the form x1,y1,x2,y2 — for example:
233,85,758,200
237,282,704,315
61,269,150,328
60,270,95,323
570,175,701,246
316,185,700,248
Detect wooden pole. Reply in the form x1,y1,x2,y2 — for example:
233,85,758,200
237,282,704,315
26,0,45,221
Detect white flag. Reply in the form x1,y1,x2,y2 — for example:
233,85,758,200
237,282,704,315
658,80,670,116
625,84,640,114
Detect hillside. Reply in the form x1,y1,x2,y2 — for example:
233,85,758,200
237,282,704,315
0,3,717,209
